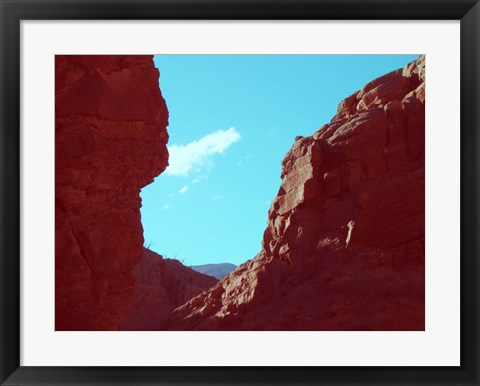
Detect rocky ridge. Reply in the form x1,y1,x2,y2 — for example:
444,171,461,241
55,55,169,330
120,248,217,330
162,55,426,330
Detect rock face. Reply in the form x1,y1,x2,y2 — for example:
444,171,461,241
55,55,169,330
191,263,237,280
120,249,217,330
163,55,425,330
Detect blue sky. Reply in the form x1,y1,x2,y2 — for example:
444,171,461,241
141,54,419,266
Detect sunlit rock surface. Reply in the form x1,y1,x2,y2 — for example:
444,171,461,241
162,55,425,331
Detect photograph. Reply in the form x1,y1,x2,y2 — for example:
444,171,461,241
2,0,479,383
55,54,425,331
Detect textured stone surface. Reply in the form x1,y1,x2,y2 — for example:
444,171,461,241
120,248,217,330
55,55,169,330
162,55,425,331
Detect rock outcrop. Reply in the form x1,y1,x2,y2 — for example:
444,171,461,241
120,248,217,330
55,55,169,330
163,55,425,330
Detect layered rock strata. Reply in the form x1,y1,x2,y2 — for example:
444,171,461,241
55,55,169,330
163,55,426,330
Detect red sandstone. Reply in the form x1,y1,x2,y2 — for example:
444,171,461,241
120,248,217,330
55,55,169,330
162,55,426,331
55,54,426,331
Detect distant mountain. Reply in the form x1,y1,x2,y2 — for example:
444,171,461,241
190,263,237,280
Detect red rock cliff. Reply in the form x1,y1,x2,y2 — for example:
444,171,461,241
120,248,217,330
55,55,169,330
163,55,425,330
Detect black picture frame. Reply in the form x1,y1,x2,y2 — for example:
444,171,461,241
1,0,479,385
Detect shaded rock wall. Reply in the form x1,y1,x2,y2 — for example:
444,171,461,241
55,55,169,330
120,248,217,330
163,55,425,331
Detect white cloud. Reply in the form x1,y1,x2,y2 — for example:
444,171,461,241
179,185,189,194
158,204,171,211
165,127,241,177
192,177,202,184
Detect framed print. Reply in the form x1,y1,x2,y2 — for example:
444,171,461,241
1,0,479,385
